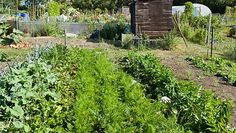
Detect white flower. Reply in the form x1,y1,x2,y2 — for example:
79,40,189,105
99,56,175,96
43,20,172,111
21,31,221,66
161,96,171,103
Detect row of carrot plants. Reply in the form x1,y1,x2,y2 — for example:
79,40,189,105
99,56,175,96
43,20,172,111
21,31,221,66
0,45,186,132
186,56,236,86
119,53,233,132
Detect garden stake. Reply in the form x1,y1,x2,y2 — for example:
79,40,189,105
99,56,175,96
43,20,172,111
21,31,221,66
211,27,214,57
64,29,67,47
172,15,188,48
206,14,212,57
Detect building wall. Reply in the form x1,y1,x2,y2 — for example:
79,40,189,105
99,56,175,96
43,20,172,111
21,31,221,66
135,0,173,38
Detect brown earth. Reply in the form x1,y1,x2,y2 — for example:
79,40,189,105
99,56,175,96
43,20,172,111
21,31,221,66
160,56,236,127
25,36,111,49
150,44,236,128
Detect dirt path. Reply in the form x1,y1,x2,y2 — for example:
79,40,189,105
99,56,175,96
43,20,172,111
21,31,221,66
158,55,236,128
25,37,112,49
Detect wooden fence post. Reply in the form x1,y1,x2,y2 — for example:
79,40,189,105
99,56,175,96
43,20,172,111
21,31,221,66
64,29,67,46
207,14,212,57
210,27,214,57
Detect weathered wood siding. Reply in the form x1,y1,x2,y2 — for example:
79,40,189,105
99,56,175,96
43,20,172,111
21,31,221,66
135,0,173,38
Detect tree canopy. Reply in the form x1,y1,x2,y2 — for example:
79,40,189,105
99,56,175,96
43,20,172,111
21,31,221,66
71,0,131,11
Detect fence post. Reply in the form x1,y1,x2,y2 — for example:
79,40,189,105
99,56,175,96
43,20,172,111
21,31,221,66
206,14,212,57
206,14,212,44
64,29,67,46
210,27,214,57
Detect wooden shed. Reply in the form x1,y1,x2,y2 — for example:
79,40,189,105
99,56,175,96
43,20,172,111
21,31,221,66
130,0,173,38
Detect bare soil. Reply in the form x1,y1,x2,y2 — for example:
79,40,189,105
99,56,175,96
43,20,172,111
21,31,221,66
160,56,236,127
25,36,112,49
151,44,236,127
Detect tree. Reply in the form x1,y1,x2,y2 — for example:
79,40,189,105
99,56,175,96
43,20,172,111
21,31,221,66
72,0,131,11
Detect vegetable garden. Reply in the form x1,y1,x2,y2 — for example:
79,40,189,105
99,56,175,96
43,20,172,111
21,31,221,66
0,45,234,132
0,0,236,132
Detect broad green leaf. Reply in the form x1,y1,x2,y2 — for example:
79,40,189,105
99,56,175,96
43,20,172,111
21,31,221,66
13,121,24,129
10,105,24,117
25,91,35,98
24,124,30,132
44,91,60,99
0,122,7,129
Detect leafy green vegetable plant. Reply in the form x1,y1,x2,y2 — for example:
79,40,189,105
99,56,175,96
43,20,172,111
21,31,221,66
120,53,233,132
0,22,24,45
0,45,74,132
187,56,236,86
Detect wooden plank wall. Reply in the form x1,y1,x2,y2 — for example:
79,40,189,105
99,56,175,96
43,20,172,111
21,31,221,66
135,0,173,38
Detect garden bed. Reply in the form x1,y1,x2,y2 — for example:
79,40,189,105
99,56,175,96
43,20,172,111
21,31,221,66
0,45,234,132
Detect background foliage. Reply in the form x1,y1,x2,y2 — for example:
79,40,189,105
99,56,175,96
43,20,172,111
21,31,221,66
71,0,131,11
173,0,236,13
48,1,60,16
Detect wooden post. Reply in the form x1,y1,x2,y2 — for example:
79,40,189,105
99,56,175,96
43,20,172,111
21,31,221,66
16,0,19,30
64,29,67,46
206,14,212,57
210,27,214,57
176,11,180,25
32,0,35,20
172,15,188,48
206,14,212,44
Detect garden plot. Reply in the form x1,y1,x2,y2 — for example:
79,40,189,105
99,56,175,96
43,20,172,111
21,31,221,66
0,44,234,132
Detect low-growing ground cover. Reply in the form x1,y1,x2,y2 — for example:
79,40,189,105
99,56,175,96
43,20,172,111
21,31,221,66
187,56,236,86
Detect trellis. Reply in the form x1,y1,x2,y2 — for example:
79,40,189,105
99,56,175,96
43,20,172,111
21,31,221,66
29,0,47,20
0,0,16,14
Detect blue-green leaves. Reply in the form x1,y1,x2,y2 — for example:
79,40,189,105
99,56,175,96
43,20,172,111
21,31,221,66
13,121,24,129
0,52,69,132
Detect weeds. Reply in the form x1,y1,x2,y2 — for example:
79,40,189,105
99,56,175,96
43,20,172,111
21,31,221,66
187,56,236,86
0,51,9,62
159,32,177,50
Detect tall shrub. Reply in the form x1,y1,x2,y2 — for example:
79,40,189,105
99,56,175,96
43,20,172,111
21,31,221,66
100,20,128,40
225,6,232,17
48,1,60,16
233,6,236,17
184,2,194,17
181,2,194,23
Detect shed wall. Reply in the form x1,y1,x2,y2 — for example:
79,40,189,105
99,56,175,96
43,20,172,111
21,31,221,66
135,0,173,38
